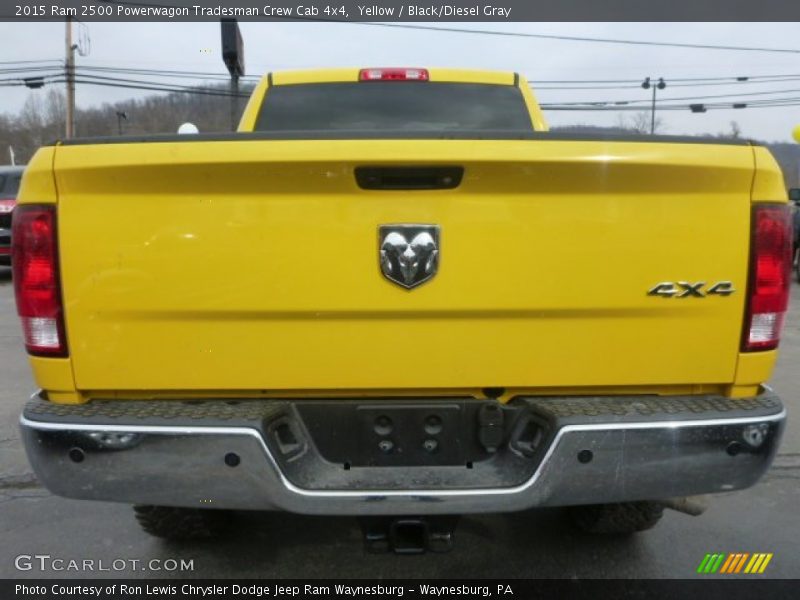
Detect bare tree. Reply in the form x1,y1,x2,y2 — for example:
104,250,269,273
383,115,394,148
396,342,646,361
44,89,66,130
0,82,255,164
624,111,664,135
19,95,45,133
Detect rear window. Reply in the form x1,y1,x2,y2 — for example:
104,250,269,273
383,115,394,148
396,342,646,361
0,173,21,198
255,82,533,132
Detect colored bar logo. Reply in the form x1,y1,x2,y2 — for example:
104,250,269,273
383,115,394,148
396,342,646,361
697,553,773,574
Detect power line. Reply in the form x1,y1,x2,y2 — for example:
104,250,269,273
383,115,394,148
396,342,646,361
16,75,800,110
45,77,250,98
79,64,800,85
0,70,63,82
62,1,800,55
33,71,800,105
13,61,800,90
0,72,250,97
656,73,800,82
546,94,800,110
8,62,800,112
73,79,250,97
0,74,63,84
77,65,260,80
332,22,800,55
38,59,800,86
0,59,61,66
71,72,250,92
6,67,800,103
539,87,800,106
706,96,800,107
667,78,800,88
78,66,800,88
531,74,799,84
63,63,800,86
0,66,64,75
7,75,800,110
531,75,800,90
544,103,800,111
65,66,800,92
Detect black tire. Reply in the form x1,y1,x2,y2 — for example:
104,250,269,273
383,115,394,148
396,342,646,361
133,505,230,540
568,501,664,534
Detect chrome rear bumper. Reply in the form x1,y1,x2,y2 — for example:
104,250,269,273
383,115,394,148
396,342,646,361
20,390,785,515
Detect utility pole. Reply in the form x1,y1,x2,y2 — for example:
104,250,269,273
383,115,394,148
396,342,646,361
65,16,76,138
641,77,666,134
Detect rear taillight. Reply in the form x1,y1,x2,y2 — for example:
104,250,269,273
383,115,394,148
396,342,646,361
742,204,792,352
359,68,429,81
12,205,67,357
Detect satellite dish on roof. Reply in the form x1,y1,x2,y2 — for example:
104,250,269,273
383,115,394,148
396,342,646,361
177,122,199,135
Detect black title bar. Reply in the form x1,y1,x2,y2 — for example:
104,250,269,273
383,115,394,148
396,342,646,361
3,579,800,600
4,0,800,22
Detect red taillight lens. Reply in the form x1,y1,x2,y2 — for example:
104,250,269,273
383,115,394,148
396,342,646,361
359,68,429,81
742,204,792,352
12,205,67,356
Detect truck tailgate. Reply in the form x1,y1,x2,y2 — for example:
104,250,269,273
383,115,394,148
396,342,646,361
53,139,753,392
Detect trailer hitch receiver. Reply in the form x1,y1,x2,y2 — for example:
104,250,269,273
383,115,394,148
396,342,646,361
359,516,460,554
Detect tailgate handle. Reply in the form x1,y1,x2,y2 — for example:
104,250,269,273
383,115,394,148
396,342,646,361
355,166,463,190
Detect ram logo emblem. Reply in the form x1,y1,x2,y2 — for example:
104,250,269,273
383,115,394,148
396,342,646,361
648,281,735,298
379,224,440,289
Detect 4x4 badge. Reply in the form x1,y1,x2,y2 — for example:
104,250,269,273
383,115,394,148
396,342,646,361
379,224,440,289
648,281,735,298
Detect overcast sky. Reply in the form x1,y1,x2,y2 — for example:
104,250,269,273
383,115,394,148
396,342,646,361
3,21,800,142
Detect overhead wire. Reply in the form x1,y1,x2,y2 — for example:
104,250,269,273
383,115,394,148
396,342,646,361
298,20,800,55
540,87,800,107
6,60,800,111
44,77,250,97
72,1,800,55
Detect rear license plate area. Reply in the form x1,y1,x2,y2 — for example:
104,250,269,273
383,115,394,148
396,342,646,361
294,401,476,468
356,404,465,466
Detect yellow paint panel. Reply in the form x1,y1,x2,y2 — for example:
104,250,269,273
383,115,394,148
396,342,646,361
27,357,81,404
271,67,515,86
47,138,760,393
16,147,57,205
518,75,548,131
426,68,515,85
751,147,787,202
734,350,779,389
237,75,269,132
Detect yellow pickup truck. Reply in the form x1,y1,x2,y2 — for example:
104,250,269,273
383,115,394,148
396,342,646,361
15,68,790,550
